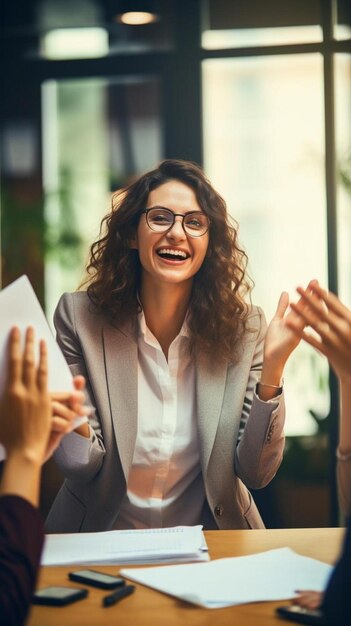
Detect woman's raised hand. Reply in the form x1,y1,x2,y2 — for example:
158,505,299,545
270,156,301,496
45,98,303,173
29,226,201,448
261,290,308,384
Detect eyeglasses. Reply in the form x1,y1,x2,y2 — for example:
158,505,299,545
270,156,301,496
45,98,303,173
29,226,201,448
142,207,210,238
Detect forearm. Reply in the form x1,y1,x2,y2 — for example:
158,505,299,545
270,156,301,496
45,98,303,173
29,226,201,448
258,358,284,401
0,495,44,626
337,459,351,517
0,453,42,508
235,392,285,488
235,306,285,486
336,379,351,517
257,305,284,402
339,379,351,455
53,427,105,481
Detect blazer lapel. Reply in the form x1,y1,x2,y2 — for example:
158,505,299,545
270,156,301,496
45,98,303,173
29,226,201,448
102,321,138,481
196,354,227,476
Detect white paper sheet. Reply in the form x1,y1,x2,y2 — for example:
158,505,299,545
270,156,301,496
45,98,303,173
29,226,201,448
0,275,87,459
41,525,209,566
121,547,333,608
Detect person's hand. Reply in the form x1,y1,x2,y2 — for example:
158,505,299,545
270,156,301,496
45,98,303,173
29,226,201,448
287,280,351,384
0,326,51,465
292,590,324,610
261,291,307,383
45,376,90,459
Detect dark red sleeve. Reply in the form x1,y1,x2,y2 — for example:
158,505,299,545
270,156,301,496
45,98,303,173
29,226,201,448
0,495,44,626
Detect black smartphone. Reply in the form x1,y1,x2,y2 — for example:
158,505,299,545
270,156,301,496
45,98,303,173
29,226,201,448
276,605,327,625
33,586,88,606
68,569,125,590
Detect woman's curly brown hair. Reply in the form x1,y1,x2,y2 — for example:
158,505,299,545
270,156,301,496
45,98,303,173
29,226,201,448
85,159,253,361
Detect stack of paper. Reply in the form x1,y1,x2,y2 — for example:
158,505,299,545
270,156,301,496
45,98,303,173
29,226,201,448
41,525,209,566
121,547,333,608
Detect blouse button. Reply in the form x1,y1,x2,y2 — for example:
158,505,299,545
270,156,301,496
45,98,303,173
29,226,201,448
214,504,224,517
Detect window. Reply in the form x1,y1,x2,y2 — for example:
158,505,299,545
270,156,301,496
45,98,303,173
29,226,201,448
42,76,163,322
203,53,329,435
201,0,351,525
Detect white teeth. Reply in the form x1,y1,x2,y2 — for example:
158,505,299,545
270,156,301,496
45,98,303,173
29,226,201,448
158,248,187,259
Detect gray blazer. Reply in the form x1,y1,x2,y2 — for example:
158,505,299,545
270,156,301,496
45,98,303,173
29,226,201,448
46,292,285,533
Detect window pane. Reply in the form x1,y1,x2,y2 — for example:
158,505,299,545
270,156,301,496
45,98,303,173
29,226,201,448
202,54,329,435
42,76,163,323
335,0,351,40
202,0,322,49
335,54,351,306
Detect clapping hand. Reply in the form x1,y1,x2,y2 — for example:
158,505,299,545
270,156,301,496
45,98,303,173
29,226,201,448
261,289,309,387
286,280,351,384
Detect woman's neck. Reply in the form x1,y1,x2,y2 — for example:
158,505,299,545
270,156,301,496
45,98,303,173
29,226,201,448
139,280,192,357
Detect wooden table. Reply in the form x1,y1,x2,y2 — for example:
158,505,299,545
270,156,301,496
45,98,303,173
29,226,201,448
27,528,344,626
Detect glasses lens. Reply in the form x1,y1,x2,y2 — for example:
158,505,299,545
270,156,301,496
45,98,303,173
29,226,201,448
147,208,174,231
183,213,209,236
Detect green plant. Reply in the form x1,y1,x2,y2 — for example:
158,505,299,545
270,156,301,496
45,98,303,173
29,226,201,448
44,168,84,270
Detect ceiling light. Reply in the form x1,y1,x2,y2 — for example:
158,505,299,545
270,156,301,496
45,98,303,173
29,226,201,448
117,11,158,25
115,1,159,26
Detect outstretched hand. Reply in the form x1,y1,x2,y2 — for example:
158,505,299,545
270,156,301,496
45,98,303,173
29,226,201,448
46,375,89,460
287,280,351,384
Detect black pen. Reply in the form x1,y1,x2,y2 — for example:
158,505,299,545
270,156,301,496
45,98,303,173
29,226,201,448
102,584,135,607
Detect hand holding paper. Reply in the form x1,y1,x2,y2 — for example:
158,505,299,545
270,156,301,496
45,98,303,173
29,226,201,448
0,276,89,460
43,377,90,461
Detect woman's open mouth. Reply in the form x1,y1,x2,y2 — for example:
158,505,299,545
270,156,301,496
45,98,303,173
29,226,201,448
156,248,190,261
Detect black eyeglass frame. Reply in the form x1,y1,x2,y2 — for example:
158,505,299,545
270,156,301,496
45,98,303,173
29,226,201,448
141,207,210,238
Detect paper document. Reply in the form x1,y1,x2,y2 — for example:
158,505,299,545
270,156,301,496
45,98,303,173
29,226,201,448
41,525,209,566
121,547,333,609
0,275,87,459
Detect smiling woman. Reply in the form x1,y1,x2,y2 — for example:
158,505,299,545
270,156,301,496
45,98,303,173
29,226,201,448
45,159,308,534
84,159,252,361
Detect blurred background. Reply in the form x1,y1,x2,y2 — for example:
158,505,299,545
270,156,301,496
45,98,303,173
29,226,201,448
1,0,350,528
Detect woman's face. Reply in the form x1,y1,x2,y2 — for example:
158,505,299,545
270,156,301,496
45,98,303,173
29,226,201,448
131,180,209,290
